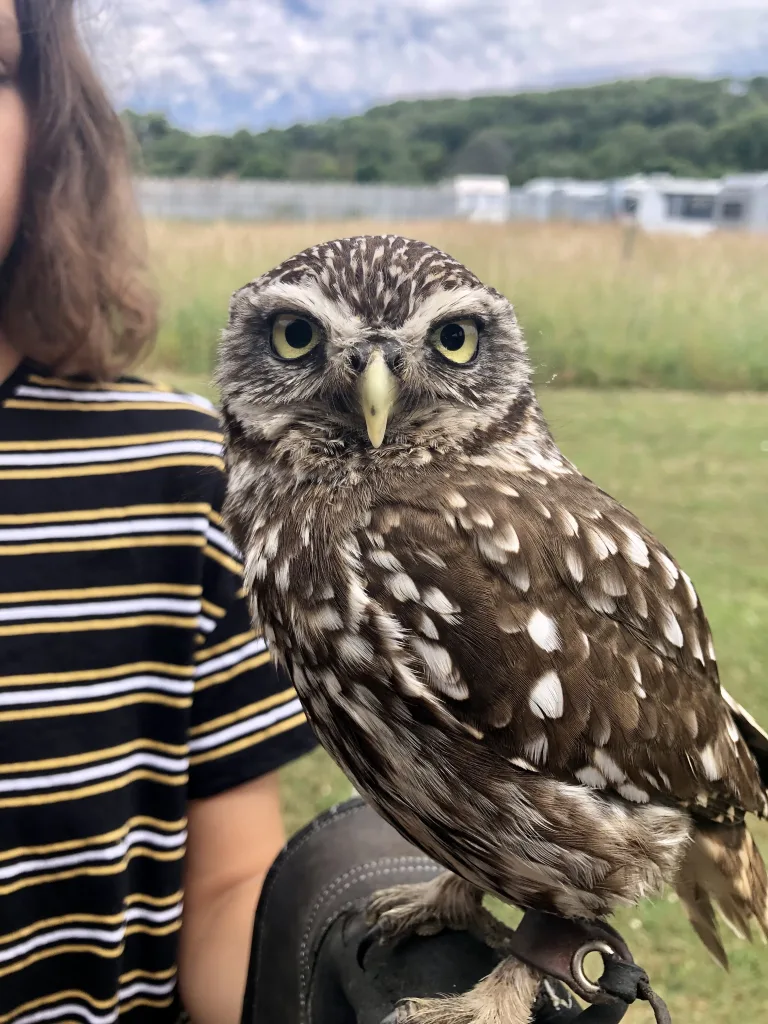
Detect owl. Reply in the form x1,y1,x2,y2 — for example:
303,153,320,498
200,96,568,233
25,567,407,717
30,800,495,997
216,235,768,1023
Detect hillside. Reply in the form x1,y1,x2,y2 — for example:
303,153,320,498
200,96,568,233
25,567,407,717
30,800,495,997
125,76,768,185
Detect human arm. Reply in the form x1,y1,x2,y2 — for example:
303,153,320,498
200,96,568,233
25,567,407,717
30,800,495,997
177,772,285,1024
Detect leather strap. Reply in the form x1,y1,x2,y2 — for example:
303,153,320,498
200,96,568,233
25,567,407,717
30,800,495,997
501,912,635,1004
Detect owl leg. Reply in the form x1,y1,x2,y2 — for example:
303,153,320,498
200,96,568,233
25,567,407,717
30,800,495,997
389,956,541,1024
366,871,510,944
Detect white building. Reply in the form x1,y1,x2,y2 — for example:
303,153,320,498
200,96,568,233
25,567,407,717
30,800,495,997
616,174,722,236
714,173,768,232
517,178,614,223
448,175,511,222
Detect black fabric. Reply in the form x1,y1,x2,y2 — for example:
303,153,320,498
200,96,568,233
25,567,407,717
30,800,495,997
0,361,316,1023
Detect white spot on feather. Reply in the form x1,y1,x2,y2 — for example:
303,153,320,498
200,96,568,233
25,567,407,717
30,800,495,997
422,587,460,617
527,610,561,652
446,491,467,509
336,634,374,667
700,743,721,781
387,572,421,602
593,749,625,784
306,605,344,632
417,612,440,640
565,549,584,582
367,549,403,572
524,734,549,764
509,565,530,592
587,527,618,560
529,671,564,719
576,766,607,789
619,526,650,567
495,523,520,553
559,510,579,536
471,508,494,528
495,483,520,497
681,571,698,608
618,783,650,803
660,607,684,647
655,551,679,588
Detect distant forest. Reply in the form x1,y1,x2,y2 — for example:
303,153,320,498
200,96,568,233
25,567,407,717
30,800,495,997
124,76,768,185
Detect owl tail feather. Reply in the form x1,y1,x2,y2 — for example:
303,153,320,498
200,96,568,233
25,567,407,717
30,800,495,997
675,823,768,968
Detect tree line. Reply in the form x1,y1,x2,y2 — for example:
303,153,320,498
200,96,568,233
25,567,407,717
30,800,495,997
124,76,768,185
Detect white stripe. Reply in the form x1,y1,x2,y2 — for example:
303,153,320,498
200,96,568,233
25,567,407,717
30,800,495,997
0,515,209,543
0,440,222,467
10,979,177,1024
0,674,194,708
0,597,201,623
206,524,241,559
15,385,214,410
188,698,303,754
194,636,268,680
198,614,217,634
0,904,182,966
0,752,188,794
0,827,187,882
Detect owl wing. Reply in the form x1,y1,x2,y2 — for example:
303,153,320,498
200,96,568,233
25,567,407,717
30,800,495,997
356,467,767,823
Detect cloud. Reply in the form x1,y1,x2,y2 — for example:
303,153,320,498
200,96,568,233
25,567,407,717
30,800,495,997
80,0,768,131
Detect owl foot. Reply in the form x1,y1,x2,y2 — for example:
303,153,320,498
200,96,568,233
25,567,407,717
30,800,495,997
366,871,485,941
385,956,542,1024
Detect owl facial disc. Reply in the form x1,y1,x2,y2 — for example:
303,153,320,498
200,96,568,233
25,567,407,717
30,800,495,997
358,349,398,448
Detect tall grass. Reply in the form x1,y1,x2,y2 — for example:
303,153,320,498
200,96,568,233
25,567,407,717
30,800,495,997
146,220,768,390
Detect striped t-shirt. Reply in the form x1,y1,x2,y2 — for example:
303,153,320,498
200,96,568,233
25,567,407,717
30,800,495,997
0,360,315,1024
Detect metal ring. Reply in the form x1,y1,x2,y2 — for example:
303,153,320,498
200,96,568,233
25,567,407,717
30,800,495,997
571,940,617,994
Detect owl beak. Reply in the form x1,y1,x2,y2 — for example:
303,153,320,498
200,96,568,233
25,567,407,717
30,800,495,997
358,349,398,448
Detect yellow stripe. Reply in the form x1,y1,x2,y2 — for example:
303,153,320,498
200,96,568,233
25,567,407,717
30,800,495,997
0,816,186,863
190,713,307,767
0,846,185,898
0,534,205,557
0,769,188,809
124,891,183,909
0,454,223,480
0,692,191,724
209,507,224,527
0,737,188,774
120,995,175,1016
0,613,198,638
0,429,222,451
195,651,272,692
5,399,213,413
189,688,297,738
0,582,201,604
200,597,226,619
0,502,211,525
1,661,192,688
0,969,177,1024
203,543,243,575
0,922,181,981
27,374,177,393
195,629,257,662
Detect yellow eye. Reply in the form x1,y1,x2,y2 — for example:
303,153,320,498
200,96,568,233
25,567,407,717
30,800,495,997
430,319,479,365
271,315,320,360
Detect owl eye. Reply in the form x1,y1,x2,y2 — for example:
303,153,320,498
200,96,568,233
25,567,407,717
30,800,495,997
430,319,479,365
271,315,321,360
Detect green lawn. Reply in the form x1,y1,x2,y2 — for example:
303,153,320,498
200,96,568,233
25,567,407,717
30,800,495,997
170,375,768,1022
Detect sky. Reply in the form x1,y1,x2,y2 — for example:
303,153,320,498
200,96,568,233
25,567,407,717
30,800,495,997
84,0,768,133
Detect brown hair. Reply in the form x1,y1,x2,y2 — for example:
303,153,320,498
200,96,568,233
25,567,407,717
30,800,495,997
0,0,157,380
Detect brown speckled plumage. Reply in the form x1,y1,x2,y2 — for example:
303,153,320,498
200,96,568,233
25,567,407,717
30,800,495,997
216,235,768,1009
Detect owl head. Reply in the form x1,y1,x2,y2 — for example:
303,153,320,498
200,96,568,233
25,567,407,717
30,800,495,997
216,235,534,459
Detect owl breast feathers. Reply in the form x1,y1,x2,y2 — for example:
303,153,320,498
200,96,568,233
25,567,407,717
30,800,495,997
216,234,768,968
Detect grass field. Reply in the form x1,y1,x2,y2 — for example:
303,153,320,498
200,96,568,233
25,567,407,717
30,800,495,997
157,221,768,1023
147,219,768,390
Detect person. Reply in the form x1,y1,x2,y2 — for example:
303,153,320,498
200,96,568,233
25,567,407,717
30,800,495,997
0,3,317,1022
